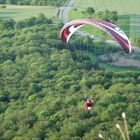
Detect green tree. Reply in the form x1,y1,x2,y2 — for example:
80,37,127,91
0,0,6,4
131,122,140,140
86,7,95,17
6,0,17,4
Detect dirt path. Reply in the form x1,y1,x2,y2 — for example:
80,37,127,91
113,57,140,68
100,53,140,68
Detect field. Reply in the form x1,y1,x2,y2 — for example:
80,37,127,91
73,0,140,15
69,0,140,38
100,63,140,72
0,5,58,21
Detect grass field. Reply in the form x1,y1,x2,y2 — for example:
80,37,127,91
0,5,58,21
73,0,140,15
99,63,140,72
69,0,140,38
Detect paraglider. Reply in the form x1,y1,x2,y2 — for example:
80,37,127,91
60,19,132,112
84,97,93,112
60,18,131,54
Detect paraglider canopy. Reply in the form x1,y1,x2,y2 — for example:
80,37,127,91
60,18,131,54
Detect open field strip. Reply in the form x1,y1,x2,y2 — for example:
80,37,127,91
73,0,140,15
0,4,58,21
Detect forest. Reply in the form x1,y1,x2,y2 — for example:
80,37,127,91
0,13,140,140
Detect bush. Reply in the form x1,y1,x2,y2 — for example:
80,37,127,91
0,5,6,8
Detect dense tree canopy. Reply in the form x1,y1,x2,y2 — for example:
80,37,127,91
0,15,140,140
